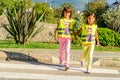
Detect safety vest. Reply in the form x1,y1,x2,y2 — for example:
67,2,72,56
58,18,75,39
81,23,97,44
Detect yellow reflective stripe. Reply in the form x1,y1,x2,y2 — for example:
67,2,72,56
58,35,71,38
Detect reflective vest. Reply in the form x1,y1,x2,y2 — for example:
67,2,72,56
58,18,75,39
81,23,97,44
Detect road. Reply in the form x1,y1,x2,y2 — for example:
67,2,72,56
0,60,119,80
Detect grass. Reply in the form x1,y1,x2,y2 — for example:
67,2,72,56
0,40,59,49
112,58,120,61
0,40,120,52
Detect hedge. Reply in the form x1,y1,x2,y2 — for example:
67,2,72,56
73,28,120,47
98,28,120,47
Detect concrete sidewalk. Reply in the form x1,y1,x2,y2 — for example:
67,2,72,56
0,48,120,68
0,61,119,80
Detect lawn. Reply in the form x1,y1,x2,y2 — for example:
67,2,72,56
0,40,120,52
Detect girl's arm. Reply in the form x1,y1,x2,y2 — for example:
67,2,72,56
73,27,82,41
75,27,82,36
55,19,60,41
95,28,99,46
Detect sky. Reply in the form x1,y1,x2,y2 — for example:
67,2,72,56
32,0,120,11
108,0,120,5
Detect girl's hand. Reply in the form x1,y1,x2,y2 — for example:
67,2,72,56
55,35,58,41
96,41,100,46
74,32,78,37
74,36,77,41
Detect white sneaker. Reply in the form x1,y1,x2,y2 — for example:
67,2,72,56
85,69,91,74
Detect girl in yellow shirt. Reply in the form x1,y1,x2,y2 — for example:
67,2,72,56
75,13,99,74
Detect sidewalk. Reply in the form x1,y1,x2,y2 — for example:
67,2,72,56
0,48,120,68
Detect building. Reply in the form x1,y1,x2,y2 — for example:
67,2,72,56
111,0,120,9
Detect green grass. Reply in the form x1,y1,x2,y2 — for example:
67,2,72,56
112,58,120,61
0,40,59,49
0,40,120,52
72,44,120,51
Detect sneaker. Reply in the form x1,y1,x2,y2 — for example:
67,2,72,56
65,66,69,71
85,71,90,74
85,69,91,74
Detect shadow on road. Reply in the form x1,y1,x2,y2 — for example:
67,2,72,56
0,50,102,72
0,50,63,70
0,50,38,64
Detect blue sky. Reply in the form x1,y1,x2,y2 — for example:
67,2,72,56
108,0,120,5
32,0,120,11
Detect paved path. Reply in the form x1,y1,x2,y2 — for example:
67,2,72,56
0,48,120,68
0,61,119,80
0,48,120,63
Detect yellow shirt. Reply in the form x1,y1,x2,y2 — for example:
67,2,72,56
81,23,97,45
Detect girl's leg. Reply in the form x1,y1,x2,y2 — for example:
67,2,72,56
59,38,65,65
64,38,71,67
86,44,95,70
81,44,89,64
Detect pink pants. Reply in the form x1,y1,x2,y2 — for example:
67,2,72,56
59,38,71,67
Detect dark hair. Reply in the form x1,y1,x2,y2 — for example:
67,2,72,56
86,13,96,24
61,7,72,19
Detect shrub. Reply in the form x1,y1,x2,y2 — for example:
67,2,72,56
2,0,45,44
98,28,120,46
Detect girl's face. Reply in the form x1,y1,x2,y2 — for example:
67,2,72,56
87,15,95,25
64,11,71,19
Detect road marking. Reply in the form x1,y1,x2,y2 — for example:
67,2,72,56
0,72,119,80
0,63,119,74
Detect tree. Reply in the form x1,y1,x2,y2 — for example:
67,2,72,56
0,0,5,15
85,0,108,16
84,0,109,27
34,2,54,23
61,3,74,10
1,0,46,44
73,13,84,30
102,8,120,33
94,0,107,5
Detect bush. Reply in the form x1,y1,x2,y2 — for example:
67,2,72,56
98,28,120,46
